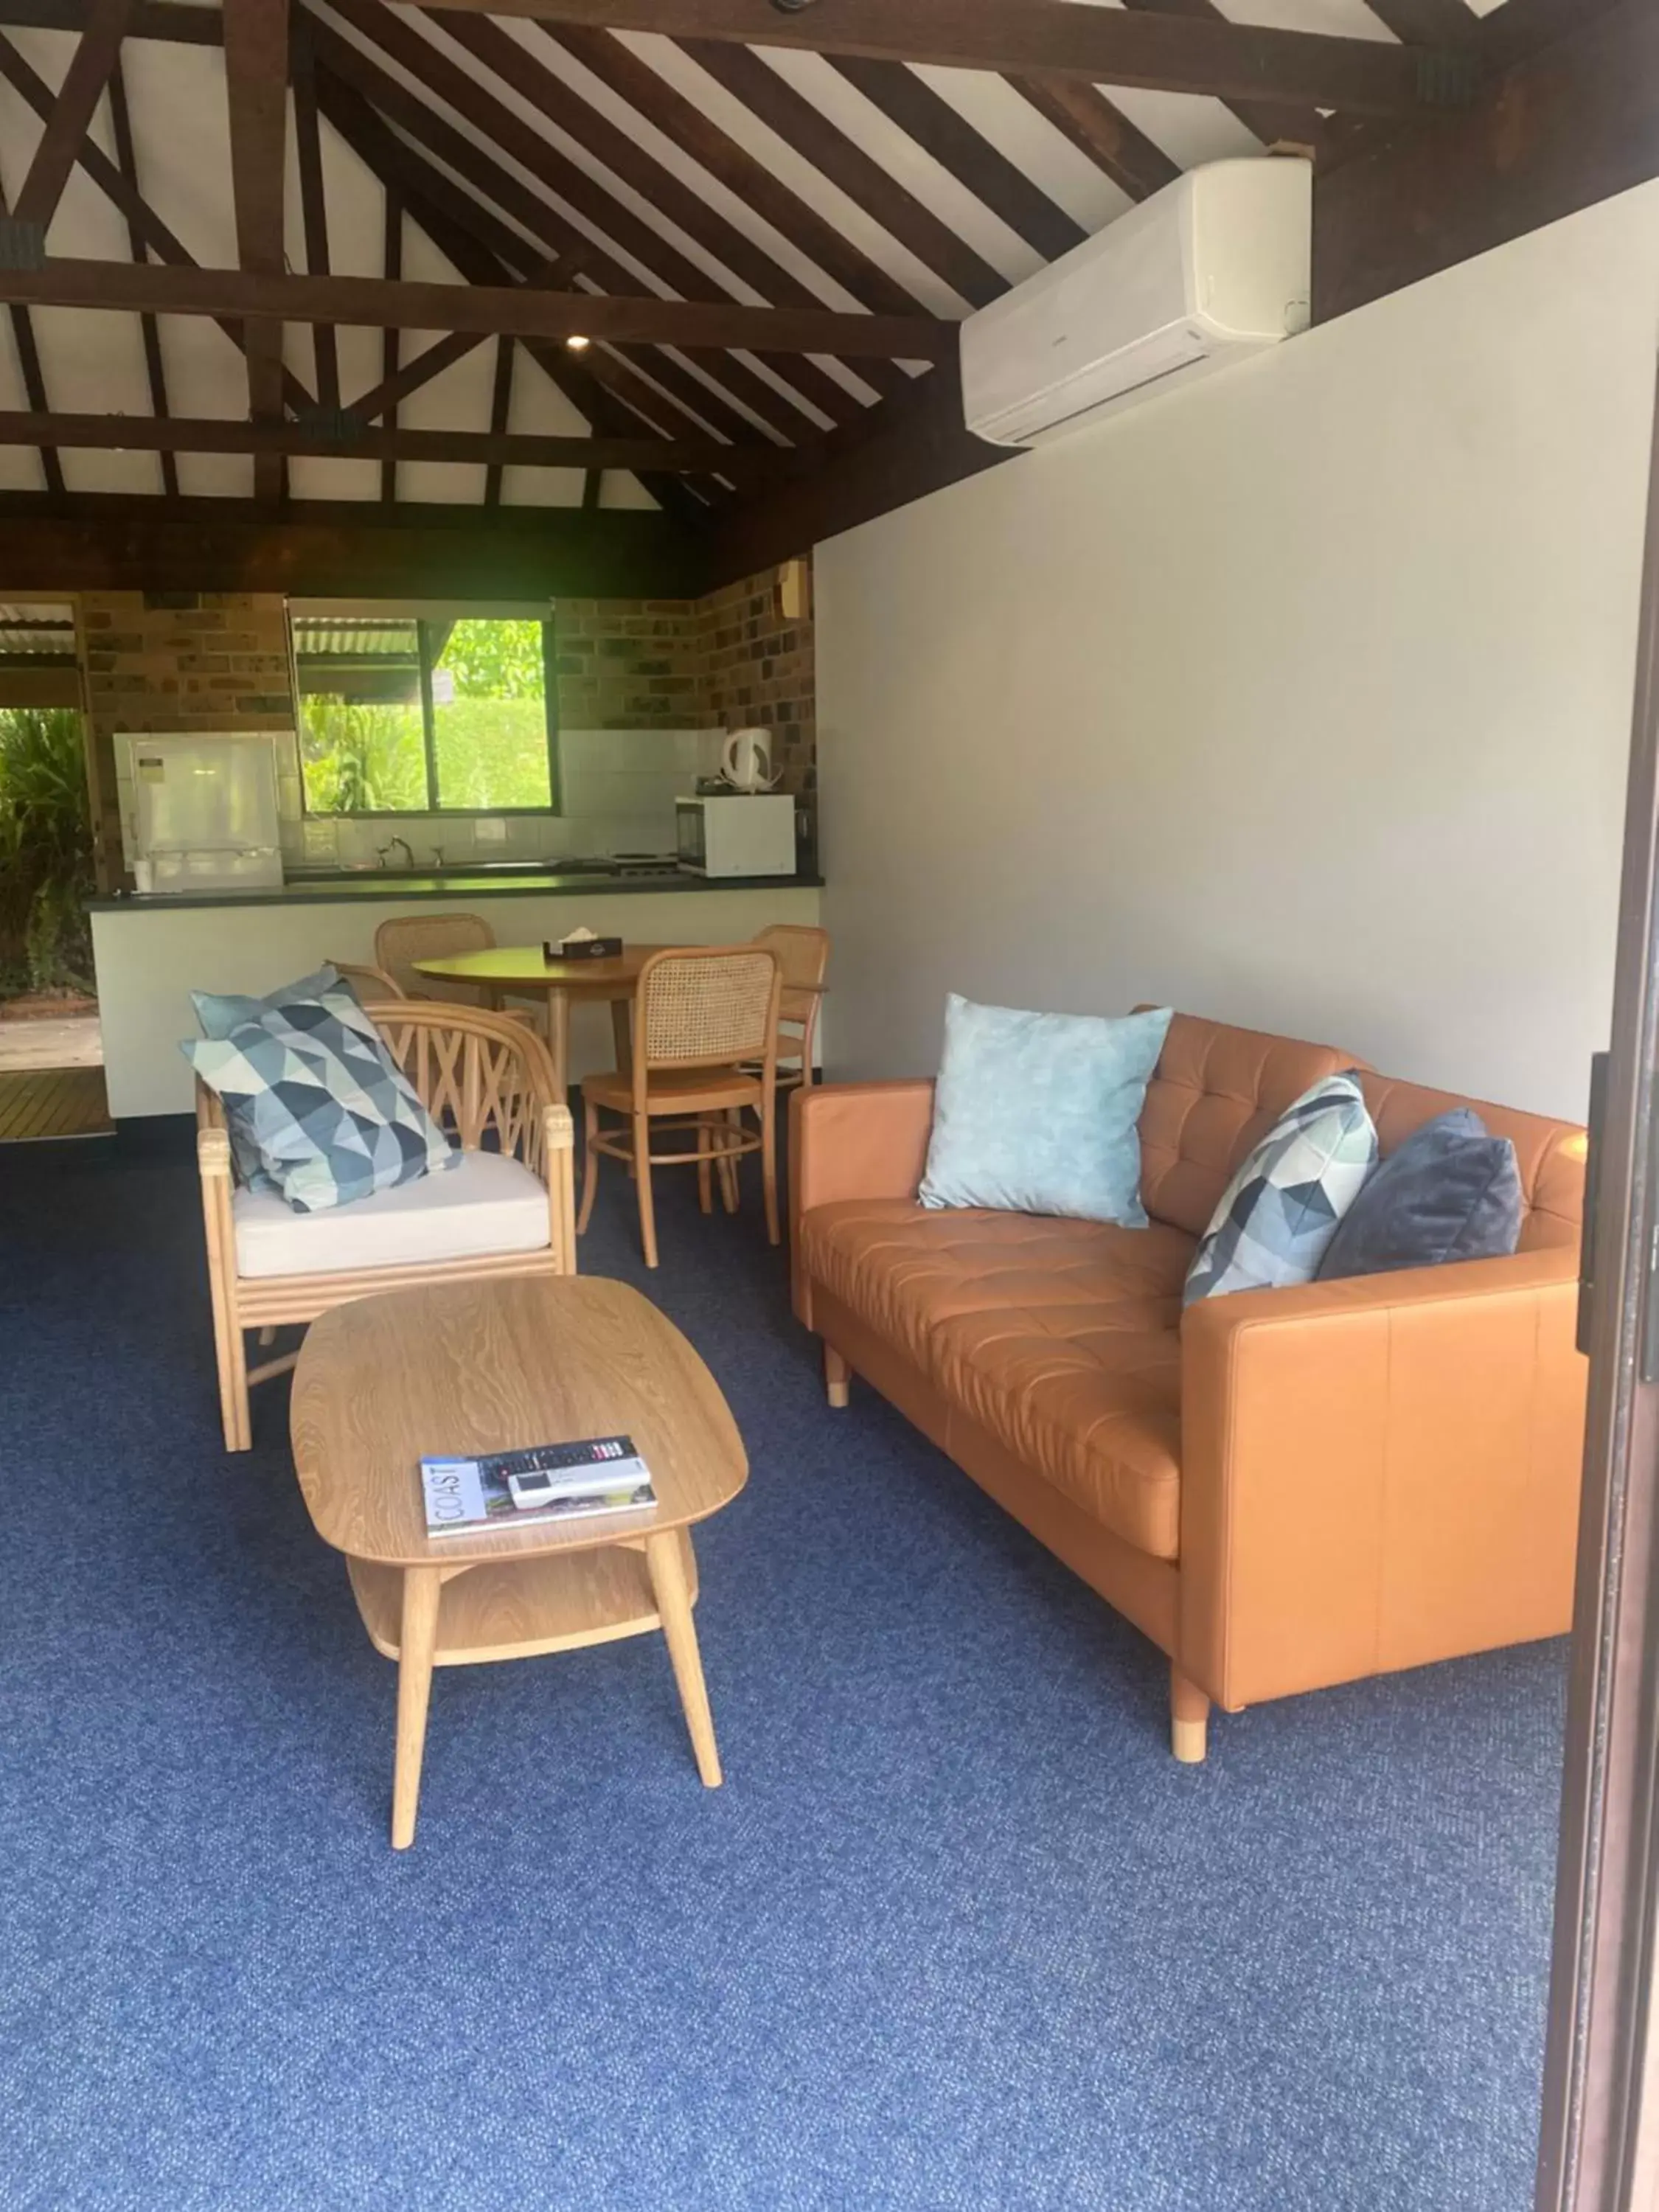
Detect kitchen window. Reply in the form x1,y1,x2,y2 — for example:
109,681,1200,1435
290,602,558,815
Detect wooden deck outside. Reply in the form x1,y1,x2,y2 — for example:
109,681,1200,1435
0,1065,114,1141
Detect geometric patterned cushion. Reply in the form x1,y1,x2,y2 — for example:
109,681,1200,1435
191,963,359,1041
191,967,370,1194
1183,1069,1377,1304
181,1000,454,1214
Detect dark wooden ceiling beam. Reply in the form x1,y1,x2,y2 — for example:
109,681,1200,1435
0,408,790,479
0,29,318,418
0,176,63,495
430,6,908,416
1315,0,1659,320
378,183,398,505
223,0,290,500
705,356,1006,588
291,13,340,411
483,338,515,507
1007,74,1181,202
680,38,1004,307
7,0,131,237
311,66,726,518
106,51,174,495
1116,0,1329,161
535,23,927,321
1363,0,1481,44
0,1,218,43
824,54,1088,260
0,257,954,358
0,0,1475,116
0,490,709,597
421,0,1466,117
316,1,841,442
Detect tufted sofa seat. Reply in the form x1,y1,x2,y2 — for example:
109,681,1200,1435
791,1011,1589,1761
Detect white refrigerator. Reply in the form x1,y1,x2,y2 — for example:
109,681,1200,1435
128,733,285,894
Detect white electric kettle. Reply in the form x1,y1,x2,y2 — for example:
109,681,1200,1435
720,728,780,793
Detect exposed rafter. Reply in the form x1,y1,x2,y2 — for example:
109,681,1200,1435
0,258,955,358
681,36,1006,307
0,409,793,479
378,184,399,507
0,0,1478,115
106,51,174,495
291,13,340,413
431,6,910,417
223,0,290,499
0,490,707,597
0,175,63,494
311,60,744,518
7,0,131,240
397,0,1472,116
482,338,515,507
823,53,1088,261
0,29,319,420
1007,76,1182,203
314,1,848,442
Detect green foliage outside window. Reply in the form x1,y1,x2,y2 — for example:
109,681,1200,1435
0,706,94,997
296,613,555,815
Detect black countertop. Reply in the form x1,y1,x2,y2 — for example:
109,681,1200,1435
88,868,823,915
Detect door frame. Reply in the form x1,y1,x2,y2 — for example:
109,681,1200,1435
1537,361,1659,2212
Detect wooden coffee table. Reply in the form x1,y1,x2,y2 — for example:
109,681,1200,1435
289,1274,748,1848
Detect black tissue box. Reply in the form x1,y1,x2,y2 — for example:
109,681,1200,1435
544,936,623,961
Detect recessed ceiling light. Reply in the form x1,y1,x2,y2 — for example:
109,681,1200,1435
566,334,591,352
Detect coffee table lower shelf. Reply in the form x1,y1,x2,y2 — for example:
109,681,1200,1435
346,1529,700,1667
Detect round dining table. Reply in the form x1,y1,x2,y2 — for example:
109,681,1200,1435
413,942,676,1098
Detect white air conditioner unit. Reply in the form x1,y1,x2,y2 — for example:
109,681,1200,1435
959,159,1312,449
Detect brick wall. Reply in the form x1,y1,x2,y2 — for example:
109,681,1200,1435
77,589,294,891
72,564,818,886
695,564,816,796
552,598,704,728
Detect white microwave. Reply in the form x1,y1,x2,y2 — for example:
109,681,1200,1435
676,793,796,878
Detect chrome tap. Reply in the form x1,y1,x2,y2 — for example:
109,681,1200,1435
377,836,414,869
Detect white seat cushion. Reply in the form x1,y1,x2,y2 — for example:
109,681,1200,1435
234,1149,551,1279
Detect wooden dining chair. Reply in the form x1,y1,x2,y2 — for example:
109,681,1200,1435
374,913,496,1004
577,945,781,1270
748,923,829,1091
196,1003,574,1451
374,912,544,1036
330,957,406,1001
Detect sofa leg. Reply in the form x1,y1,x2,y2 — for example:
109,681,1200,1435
824,1342,850,1409
1170,1663,1209,1764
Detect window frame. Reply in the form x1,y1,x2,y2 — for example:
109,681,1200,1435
288,597,560,818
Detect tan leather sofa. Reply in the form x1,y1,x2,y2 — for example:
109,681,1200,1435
790,1012,1588,1761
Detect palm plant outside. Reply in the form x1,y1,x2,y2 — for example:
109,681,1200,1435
299,619,552,814
0,708,94,1000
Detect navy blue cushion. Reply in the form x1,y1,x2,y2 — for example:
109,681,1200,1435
1317,1107,1522,1281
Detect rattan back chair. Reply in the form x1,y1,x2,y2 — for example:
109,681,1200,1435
577,945,781,1270
330,957,406,1001
375,912,496,1004
196,1001,574,1451
748,923,829,1091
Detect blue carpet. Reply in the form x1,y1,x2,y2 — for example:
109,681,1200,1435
0,1130,1563,2212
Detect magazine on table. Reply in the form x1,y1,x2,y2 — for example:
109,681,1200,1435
420,1434,657,1538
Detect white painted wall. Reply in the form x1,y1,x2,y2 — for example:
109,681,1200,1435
92,883,822,1117
816,181,1659,1124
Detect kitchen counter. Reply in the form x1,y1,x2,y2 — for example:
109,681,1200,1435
87,867,821,913
89,872,824,1118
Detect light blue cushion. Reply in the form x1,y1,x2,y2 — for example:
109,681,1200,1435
1183,1071,1377,1304
181,999,454,1214
919,995,1173,1225
192,964,358,1040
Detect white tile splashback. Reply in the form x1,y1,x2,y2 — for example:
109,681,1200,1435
246,726,720,871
